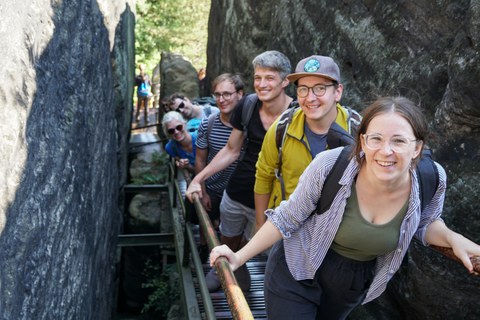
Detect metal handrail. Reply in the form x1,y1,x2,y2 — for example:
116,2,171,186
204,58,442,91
131,122,160,130
169,163,216,319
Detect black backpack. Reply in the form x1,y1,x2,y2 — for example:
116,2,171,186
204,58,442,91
314,145,439,216
237,94,259,161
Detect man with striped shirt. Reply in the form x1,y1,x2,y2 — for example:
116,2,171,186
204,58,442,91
194,74,244,262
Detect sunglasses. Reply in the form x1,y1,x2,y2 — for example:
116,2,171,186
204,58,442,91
167,124,184,135
177,102,185,110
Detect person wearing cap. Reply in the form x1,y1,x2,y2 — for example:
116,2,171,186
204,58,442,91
254,55,360,230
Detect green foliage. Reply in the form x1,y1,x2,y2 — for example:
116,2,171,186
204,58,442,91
151,150,170,166
141,261,180,317
131,151,170,185
135,0,211,72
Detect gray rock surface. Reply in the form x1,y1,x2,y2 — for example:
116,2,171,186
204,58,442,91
0,0,135,318
207,1,480,319
160,52,200,100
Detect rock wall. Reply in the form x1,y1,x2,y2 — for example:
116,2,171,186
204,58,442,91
0,0,135,318
159,52,200,100
207,1,480,319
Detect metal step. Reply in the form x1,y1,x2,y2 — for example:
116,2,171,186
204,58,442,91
190,225,268,319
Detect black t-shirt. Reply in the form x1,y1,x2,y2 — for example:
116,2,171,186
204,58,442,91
226,95,266,208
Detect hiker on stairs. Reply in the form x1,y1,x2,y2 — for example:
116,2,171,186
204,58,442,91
210,96,480,320
186,51,294,292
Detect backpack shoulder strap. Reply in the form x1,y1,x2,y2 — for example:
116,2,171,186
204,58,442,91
273,105,298,201
326,122,355,150
416,148,439,212
205,113,217,149
241,94,258,130
314,145,353,216
275,106,297,149
238,94,259,161
344,106,362,135
325,105,360,150
204,105,212,116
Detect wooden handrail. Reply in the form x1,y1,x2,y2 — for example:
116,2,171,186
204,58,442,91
191,192,254,319
180,168,254,319
430,245,480,274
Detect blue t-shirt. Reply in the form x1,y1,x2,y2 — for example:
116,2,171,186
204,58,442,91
186,118,202,133
165,131,197,165
186,105,220,133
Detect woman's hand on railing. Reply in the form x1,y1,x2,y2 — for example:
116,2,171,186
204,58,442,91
210,244,242,271
175,158,190,169
447,233,480,275
186,179,202,203
176,158,195,173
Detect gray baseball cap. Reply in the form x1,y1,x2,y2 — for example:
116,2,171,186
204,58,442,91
286,55,340,83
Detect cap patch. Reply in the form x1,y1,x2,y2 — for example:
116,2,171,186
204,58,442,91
304,58,321,73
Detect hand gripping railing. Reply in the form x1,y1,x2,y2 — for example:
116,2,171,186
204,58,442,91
181,168,254,320
191,192,254,320
430,245,480,274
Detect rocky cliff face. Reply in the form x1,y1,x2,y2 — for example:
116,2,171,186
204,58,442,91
207,1,480,318
0,0,135,318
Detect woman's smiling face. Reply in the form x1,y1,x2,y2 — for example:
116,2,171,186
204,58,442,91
166,119,186,142
361,112,422,184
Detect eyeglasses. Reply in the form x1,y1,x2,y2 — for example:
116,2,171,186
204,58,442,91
177,102,185,110
363,133,418,153
296,84,336,98
212,91,237,100
167,124,184,135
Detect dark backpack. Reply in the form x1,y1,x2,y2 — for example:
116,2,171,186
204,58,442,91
314,145,439,216
238,94,260,161
273,104,361,201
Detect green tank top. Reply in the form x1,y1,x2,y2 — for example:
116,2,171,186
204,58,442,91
331,184,409,261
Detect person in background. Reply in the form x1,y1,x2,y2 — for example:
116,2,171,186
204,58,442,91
162,111,196,197
134,63,153,124
198,67,207,97
194,73,245,262
167,93,219,132
186,50,293,292
209,96,480,319
255,54,360,230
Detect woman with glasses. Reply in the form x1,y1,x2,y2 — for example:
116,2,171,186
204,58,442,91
162,111,197,197
209,96,480,319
